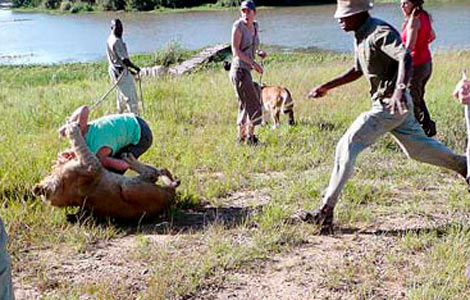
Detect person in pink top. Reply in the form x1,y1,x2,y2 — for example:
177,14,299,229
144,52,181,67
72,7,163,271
400,0,437,137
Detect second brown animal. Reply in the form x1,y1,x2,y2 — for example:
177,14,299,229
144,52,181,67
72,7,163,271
224,61,295,129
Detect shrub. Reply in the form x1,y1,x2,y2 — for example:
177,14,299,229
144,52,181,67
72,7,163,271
42,0,60,8
126,0,156,11
60,0,72,10
96,0,126,10
69,2,94,13
154,40,185,67
215,0,240,7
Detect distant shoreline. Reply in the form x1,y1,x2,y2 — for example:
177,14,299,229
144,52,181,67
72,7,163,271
7,0,470,15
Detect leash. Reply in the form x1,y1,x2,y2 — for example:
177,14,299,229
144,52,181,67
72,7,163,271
89,70,125,112
258,58,264,87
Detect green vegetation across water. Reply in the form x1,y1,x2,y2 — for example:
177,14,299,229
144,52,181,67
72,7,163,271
11,0,333,14
2,49,470,298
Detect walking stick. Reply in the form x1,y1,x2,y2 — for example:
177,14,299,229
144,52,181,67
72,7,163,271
462,71,470,181
137,73,145,114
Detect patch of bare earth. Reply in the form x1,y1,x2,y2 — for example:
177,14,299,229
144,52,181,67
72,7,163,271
12,170,468,299
14,235,174,299
195,234,415,300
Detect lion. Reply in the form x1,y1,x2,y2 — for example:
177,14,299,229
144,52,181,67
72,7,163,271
33,122,180,220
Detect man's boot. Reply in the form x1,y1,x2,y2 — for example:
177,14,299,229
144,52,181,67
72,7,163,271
288,204,334,234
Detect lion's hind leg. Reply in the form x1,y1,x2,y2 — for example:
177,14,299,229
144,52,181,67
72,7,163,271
64,122,101,174
122,153,180,187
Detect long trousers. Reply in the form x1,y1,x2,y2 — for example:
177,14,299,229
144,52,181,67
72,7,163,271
322,92,466,208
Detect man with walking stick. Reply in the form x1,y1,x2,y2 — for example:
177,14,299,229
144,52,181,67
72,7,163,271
106,18,141,115
291,0,469,231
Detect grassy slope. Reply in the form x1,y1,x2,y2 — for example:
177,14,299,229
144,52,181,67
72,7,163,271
2,50,470,298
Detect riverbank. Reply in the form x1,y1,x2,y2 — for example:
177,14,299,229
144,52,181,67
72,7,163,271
3,50,470,299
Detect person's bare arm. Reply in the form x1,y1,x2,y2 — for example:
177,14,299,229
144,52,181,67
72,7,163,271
96,147,131,172
429,28,436,43
387,52,413,115
308,66,363,98
405,9,421,51
232,26,263,74
123,58,141,74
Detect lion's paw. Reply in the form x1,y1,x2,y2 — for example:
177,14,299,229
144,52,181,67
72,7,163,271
121,152,137,164
59,122,81,138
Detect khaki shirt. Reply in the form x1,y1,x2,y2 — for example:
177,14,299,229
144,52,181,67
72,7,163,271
106,34,129,75
354,17,409,101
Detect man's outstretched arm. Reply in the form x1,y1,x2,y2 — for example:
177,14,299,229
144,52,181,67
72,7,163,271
308,66,363,99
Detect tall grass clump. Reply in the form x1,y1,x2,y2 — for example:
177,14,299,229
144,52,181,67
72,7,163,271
153,40,186,67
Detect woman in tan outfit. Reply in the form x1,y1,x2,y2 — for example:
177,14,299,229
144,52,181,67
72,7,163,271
230,0,267,145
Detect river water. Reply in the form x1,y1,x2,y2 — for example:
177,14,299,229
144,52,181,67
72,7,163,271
1,2,470,65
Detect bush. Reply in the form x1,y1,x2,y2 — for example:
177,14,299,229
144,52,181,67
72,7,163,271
42,0,60,8
96,0,126,10
126,0,156,11
11,0,41,7
154,40,185,67
69,2,94,13
215,0,240,7
60,0,72,10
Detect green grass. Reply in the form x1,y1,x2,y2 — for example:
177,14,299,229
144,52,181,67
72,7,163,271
2,49,470,298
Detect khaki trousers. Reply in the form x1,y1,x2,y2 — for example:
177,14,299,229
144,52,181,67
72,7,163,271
229,67,262,126
322,92,466,208
108,68,139,115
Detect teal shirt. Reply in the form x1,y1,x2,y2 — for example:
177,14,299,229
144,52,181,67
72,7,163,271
84,113,141,155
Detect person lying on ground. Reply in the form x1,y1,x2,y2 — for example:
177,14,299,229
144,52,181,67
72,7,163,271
293,0,467,231
59,105,152,174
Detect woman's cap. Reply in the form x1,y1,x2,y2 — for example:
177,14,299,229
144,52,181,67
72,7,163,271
241,0,256,11
334,0,373,18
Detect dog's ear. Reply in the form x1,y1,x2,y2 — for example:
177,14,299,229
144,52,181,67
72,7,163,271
223,61,231,71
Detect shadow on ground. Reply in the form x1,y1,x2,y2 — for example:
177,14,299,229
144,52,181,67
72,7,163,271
67,204,263,235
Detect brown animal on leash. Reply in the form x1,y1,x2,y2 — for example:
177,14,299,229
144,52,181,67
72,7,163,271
33,122,179,220
224,61,295,129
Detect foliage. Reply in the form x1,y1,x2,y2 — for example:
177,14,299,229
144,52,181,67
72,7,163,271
153,40,185,67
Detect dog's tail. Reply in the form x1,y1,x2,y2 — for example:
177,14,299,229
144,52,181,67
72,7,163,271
282,88,295,125
282,88,294,112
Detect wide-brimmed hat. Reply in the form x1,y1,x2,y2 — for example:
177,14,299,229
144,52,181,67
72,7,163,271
334,0,373,18
240,0,256,11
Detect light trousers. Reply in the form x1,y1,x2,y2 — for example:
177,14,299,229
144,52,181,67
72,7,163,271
108,68,139,115
322,93,466,208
